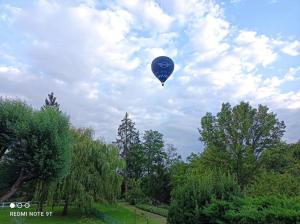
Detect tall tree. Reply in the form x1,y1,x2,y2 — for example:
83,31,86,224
42,92,60,111
142,130,168,202
0,105,71,202
126,144,145,179
199,102,285,187
142,130,165,176
115,112,140,193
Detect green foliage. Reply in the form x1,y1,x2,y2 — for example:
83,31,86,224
22,108,71,181
0,99,32,159
199,102,285,187
41,92,60,111
125,179,146,205
224,196,300,223
0,100,71,202
136,204,169,217
246,171,300,197
126,143,146,179
261,142,300,177
168,171,240,224
142,130,170,203
48,129,124,214
169,161,188,189
116,112,140,178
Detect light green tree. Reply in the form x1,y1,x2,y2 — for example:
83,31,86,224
48,128,124,215
199,102,285,187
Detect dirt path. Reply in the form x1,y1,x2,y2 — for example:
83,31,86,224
120,202,167,224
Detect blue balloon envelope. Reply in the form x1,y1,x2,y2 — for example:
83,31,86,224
151,56,174,86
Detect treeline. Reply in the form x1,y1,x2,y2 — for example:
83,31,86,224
1,93,300,223
115,112,181,205
168,102,300,223
0,93,123,215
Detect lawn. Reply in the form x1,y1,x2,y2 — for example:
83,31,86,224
95,203,164,224
0,206,104,224
0,203,166,224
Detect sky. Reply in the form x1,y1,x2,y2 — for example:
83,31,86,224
0,0,299,158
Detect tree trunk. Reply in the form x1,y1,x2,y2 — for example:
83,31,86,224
0,169,32,202
62,196,69,216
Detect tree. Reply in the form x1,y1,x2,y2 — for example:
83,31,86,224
126,144,145,179
35,92,62,210
42,92,60,111
48,129,124,215
142,130,168,202
165,144,182,169
115,112,140,193
143,130,165,176
198,102,285,187
168,171,240,224
0,105,71,202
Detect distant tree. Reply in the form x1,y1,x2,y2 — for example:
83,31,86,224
165,144,182,169
199,102,285,187
42,92,60,111
115,112,140,193
0,105,71,203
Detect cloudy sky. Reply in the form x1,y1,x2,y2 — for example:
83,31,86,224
0,0,300,157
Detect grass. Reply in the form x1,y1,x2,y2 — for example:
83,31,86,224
0,206,104,224
135,204,168,217
0,203,167,224
96,203,164,224
119,203,167,224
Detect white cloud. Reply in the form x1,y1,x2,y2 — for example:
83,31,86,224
281,40,300,56
1,0,300,157
234,31,277,70
118,0,173,32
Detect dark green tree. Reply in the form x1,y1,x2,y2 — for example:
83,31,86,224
199,102,285,188
42,92,60,111
142,130,168,202
115,112,140,193
126,144,145,179
143,130,165,176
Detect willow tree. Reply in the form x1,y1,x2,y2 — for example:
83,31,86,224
48,129,124,215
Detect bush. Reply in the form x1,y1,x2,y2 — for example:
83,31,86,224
225,196,300,223
136,204,168,217
170,191,300,224
125,179,147,205
168,171,240,224
246,171,300,197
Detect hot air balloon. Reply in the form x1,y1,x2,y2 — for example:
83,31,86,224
151,56,174,86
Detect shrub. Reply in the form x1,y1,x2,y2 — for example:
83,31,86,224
225,195,300,223
170,192,300,224
168,171,240,224
246,171,300,197
125,179,147,205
